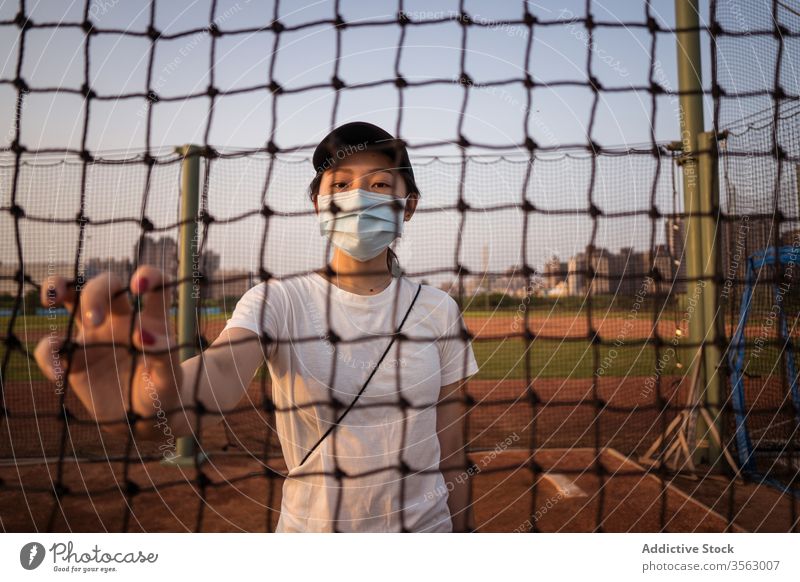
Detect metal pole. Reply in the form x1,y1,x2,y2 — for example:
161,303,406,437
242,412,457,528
163,144,206,467
674,0,713,464
697,131,724,467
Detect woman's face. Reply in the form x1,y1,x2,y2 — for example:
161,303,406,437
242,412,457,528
314,150,418,221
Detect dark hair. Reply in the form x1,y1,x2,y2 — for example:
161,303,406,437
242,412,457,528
308,159,419,278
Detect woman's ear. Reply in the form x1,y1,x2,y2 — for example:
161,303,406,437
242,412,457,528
404,193,418,221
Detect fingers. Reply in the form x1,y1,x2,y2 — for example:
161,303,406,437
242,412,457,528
40,275,76,313
34,334,87,383
130,266,172,329
79,271,130,330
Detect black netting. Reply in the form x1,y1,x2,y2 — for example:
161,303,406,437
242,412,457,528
0,0,798,533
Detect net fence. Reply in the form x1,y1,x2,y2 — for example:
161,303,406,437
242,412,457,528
0,0,798,532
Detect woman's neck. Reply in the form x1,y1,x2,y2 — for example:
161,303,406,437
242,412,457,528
318,250,392,295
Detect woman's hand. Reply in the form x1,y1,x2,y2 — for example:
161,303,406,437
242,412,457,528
34,266,182,437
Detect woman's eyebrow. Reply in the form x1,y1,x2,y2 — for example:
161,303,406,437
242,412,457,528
330,167,394,179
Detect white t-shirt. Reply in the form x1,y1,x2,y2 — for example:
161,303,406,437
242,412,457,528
221,271,479,532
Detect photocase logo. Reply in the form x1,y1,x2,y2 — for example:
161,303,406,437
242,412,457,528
20,542,46,570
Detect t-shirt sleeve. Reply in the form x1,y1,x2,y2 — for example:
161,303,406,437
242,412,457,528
221,281,284,359
438,295,479,386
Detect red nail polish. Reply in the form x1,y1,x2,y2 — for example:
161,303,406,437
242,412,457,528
140,329,155,346
137,277,150,294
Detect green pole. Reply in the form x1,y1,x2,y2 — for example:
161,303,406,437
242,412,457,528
674,0,713,464
163,144,206,467
697,131,724,467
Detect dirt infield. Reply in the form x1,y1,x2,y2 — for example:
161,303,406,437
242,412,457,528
2,448,794,533
0,374,683,461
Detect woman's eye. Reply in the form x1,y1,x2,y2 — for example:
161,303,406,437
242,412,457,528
332,182,349,189
372,182,392,189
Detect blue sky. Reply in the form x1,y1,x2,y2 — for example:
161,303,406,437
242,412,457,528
0,0,719,153
0,0,797,279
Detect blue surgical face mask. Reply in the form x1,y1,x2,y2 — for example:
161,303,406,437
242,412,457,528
317,188,407,261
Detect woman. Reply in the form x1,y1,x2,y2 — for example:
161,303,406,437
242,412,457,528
35,122,480,533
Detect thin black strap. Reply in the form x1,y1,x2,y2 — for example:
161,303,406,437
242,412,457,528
298,281,423,468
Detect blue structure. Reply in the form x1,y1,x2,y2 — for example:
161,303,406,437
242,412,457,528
728,245,800,496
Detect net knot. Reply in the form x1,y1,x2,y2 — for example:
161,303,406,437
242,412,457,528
4,332,22,350
51,483,70,499
10,140,25,154
646,16,660,33
13,77,29,93
147,26,161,40
142,153,156,166
648,206,661,220
81,84,96,100
584,14,595,31
331,76,346,90
82,20,94,34
588,203,602,218
268,80,283,94
394,75,408,88
207,22,221,37
458,73,473,87
521,199,535,213
261,397,276,414
146,90,159,103
457,134,471,149
140,217,154,232
527,458,544,473
523,74,534,89
523,11,536,27
266,140,279,154
650,81,665,95
124,480,141,496
398,460,412,475
14,12,32,30
334,14,346,29
206,85,219,98
524,137,537,151
195,471,211,489
454,263,471,276
396,11,410,26
258,267,272,282
269,20,285,33
259,204,274,218
458,12,472,26
455,198,470,213
333,467,348,481
9,203,25,219
649,266,663,282
773,86,788,101
75,212,90,226
524,384,541,405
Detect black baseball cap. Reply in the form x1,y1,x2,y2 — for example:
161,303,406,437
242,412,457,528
312,121,419,196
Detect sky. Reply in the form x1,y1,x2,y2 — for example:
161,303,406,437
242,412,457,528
0,0,797,281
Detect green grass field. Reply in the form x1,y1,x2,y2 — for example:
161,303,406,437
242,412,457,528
1,313,682,382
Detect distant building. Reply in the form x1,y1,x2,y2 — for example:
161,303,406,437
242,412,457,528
544,256,567,290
